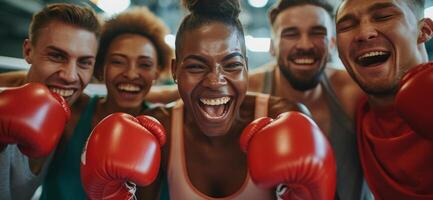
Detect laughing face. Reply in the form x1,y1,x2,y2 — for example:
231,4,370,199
104,34,159,108
271,4,333,91
174,22,248,137
336,0,425,96
24,21,98,105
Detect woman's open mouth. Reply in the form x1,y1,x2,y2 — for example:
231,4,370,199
198,96,232,121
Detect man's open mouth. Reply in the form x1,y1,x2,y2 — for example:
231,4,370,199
49,87,74,98
290,56,317,65
356,51,391,67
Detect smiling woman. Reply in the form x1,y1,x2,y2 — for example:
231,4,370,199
39,6,173,200
131,0,335,199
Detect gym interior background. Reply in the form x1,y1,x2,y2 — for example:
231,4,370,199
0,0,432,84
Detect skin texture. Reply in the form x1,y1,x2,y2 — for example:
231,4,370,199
63,34,161,146
136,21,301,199
336,0,432,106
249,4,364,136
18,20,98,175
271,5,332,91
103,34,159,110
23,20,98,106
173,22,248,137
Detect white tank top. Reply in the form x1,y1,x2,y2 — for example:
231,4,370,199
167,94,272,200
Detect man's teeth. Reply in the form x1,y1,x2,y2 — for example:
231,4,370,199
358,51,387,60
293,58,315,64
118,83,140,92
50,88,74,97
200,97,231,106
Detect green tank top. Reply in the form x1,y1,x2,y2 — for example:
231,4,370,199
40,95,99,200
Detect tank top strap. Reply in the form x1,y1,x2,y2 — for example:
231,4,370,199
72,95,99,145
262,69,274,94
254,93,270,119
320,75,352,129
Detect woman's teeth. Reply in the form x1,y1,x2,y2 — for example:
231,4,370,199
118,83,140,92
200,96,231,105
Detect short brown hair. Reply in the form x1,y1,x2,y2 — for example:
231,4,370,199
29,3,101,45
94,6,173,80
269,0,334,26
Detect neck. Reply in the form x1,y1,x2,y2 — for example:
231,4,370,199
274,68,322,105
368,94,395,109
101,97,143,117
183,107,241,147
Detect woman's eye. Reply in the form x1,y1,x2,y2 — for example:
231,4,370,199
110,60,124,65
139,63,152,68
224,62,244,70
185,64,205,73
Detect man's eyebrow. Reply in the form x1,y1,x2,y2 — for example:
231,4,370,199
281,27,298,33
368,2,397,13
46,45,95,59
222,52,244,61
46,45,67,55
311,25,327,32
336,14,356,26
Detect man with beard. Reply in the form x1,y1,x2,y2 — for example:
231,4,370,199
248,0,370,199
336,0,433,199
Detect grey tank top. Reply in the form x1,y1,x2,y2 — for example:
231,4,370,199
0,145,52,200
262,69,372,200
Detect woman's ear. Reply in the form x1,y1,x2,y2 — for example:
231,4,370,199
418,18,433,44
171,58,177,83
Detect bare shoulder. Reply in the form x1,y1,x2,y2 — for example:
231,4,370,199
142,103,172,127
326,68,365,119
146,84,179,104
0,70,28,87
268,96,310,118
248,61,276,93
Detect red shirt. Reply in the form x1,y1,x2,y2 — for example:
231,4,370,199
357,98,433,200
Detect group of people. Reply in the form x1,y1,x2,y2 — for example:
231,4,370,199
0,0,432,199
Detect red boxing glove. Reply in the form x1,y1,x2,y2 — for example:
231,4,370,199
81,113,166,200
396,62,433,140
0,83,70,157
240,112,336,200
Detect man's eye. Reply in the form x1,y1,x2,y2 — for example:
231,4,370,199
374,14,393,21
311,30,327,37
79,60,94,69
337,23,354,33
49,53,65,62
282,32,298,38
